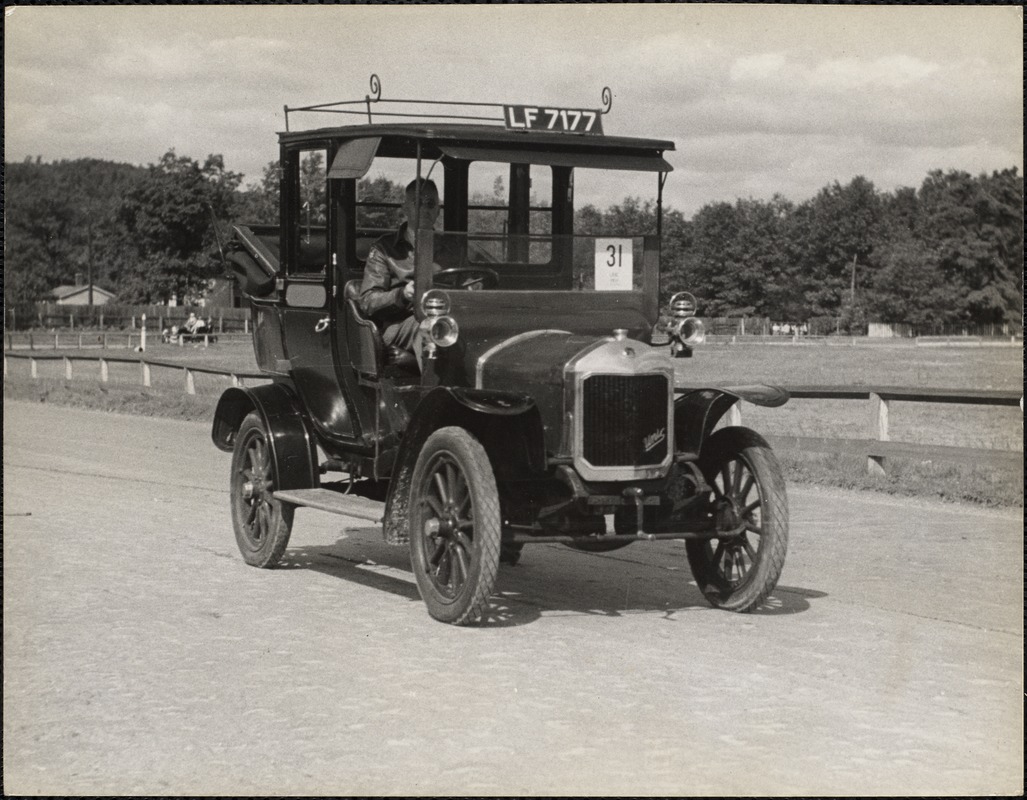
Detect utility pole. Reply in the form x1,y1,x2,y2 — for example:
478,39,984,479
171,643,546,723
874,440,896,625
87,221,94,307
850,253,858,305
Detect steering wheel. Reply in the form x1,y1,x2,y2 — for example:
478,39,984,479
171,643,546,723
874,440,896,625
432,267,500,290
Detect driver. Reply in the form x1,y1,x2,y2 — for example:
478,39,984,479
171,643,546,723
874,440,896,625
359,178,441,355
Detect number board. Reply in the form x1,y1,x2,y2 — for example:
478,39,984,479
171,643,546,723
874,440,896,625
504,105,604,135
594,238,633,291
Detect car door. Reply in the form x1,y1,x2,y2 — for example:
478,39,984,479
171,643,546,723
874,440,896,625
279,143,360,441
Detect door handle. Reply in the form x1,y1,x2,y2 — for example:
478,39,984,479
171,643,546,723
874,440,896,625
314,317,330,333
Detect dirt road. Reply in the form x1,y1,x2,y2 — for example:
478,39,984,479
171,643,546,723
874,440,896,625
3,401,1022,795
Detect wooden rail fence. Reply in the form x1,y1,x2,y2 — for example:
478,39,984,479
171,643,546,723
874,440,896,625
4,330,252,352
725,385,1022,474
4,352,266,395
5,353,1022,474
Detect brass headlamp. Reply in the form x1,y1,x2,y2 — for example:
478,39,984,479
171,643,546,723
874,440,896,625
666,291,705,354
419,289,460,359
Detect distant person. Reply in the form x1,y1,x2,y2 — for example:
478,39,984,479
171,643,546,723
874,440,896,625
359,178,441,355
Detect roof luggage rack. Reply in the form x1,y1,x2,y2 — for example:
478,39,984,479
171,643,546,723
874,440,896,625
284,74,613,134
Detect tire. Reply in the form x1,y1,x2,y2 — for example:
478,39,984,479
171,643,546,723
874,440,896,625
409,427,502,624
230,411,294,568
686,427,788,612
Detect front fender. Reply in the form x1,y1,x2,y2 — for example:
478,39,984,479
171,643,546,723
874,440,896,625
674,384,789,455
211,382,318,492
381,386,545,545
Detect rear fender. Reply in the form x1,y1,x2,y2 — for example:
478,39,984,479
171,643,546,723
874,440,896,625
211,383,318,491
674,384,789,455
381,387,545,545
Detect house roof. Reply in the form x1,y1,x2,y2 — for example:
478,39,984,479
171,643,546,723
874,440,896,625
52,284,116,300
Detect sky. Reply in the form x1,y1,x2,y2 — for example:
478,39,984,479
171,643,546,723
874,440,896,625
4,3,1023,216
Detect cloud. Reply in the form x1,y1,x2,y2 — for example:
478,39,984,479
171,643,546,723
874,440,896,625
3,4,1022,218
730,53,789,83
811,54,941,89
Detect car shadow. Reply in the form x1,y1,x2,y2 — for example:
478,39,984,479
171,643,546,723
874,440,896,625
276,527,826,626
742,585,827,616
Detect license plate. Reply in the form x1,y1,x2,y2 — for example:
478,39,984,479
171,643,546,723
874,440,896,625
504,105,604,135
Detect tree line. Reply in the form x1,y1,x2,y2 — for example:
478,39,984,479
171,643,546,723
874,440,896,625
5,150,1022,329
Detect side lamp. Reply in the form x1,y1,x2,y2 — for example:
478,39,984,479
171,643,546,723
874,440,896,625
665,291,705,357
419,289,460,360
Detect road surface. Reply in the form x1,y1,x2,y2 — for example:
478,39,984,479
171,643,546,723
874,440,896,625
3,401,1022,795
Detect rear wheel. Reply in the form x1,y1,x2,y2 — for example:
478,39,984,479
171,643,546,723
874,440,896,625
409,427,501,624
230,412,294,567
687,427,788,612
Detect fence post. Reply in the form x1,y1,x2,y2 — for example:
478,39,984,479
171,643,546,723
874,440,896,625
29,333,34,351
54,332,59,350
70,314,74,330
868,392,889,477
65,357,73,380
142,361,151,388
219,313,224,334
30,357,38,379
728,401,742,427
203,334,209,348
245,318,249,335
184,368,196,395
3,355,7,377
78,334,83,349
99,312,104,330
100,358,108,383
140,314,147,352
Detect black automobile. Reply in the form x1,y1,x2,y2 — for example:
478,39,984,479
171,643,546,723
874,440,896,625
213,77,790,624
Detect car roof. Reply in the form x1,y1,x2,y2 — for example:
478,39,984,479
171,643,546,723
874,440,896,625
278,123,674,153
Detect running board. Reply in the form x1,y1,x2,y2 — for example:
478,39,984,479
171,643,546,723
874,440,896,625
272,488,384,522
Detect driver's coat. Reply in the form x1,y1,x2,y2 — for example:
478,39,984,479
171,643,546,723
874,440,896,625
359,222,416,327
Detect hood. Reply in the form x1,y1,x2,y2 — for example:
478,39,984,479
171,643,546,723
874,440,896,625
474,331,595,453
474,330,597,391
473,329,675,460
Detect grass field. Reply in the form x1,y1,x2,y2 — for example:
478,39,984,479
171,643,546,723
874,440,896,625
5,338,1023,506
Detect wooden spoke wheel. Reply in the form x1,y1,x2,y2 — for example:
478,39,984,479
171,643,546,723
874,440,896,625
409,427,501,624
230,412,294,568
687,427,788,612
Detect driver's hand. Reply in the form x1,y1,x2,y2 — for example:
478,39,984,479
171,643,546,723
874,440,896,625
402,281,415,302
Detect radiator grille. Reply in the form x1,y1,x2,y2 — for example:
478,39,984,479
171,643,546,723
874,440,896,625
581,374,670,467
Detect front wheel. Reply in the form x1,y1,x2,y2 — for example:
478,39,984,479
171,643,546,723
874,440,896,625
409,427,501,624
687,427,788,612
230,411,294,568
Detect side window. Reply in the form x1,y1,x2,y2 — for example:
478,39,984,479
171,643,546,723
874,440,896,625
287,147,328,274
355,157,446,265
467,162,552,264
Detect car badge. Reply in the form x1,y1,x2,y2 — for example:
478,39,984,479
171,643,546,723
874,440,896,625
643,428,666,453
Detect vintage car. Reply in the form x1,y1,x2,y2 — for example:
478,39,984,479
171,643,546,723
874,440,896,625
212,77,790,624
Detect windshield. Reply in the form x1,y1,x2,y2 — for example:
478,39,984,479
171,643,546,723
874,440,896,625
425,232,654,293
340,149,666,294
